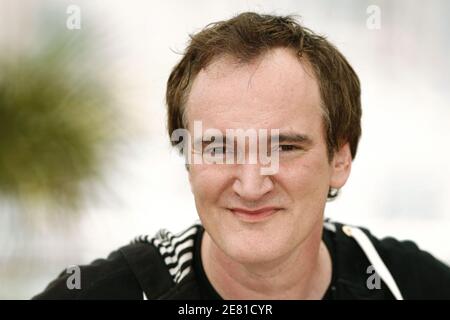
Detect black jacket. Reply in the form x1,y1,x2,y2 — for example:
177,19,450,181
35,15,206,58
32,220,450,300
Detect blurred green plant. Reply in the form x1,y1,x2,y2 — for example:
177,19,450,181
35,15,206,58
0,26,118,213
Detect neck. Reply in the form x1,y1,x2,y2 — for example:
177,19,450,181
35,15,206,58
201,223,332,300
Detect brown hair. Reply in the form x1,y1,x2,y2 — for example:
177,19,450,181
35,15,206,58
166,12,362,159
166,12,362,198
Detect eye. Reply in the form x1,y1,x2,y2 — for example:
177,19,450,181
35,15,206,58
211,147,225,155
204,145,229,155
276,145,300,152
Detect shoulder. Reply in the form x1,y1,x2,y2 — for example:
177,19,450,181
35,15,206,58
367,229,450,299
32,223,203,300
331,220,450,299
32,242,148,300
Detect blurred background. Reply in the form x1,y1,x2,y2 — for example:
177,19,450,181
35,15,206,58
0,0,449,299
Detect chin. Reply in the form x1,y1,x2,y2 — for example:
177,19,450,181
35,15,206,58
219,231,289,265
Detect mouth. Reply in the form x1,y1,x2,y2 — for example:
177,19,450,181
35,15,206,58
229,207,281,222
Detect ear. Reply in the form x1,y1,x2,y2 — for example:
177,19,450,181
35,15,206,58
329,142,352,189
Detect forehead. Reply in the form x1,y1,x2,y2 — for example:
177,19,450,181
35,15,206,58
185,48,323,135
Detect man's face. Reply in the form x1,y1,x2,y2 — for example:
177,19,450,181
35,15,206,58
186,48,350,264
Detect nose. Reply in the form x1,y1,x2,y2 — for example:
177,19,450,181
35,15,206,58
232,164,274,201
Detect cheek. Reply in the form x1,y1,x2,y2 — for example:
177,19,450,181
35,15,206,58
189,165,229,206
279,153,331,198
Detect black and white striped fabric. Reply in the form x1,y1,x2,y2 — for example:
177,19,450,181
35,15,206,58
133,224,201,284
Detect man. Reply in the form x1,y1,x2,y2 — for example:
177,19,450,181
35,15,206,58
34,12,450,300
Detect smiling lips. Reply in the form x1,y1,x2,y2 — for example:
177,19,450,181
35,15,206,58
230,207,281,222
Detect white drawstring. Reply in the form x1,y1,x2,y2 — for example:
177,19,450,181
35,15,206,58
342,225,404,300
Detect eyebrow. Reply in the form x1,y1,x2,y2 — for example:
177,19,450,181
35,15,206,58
193,136,226,146
193,132,313,146
275,133,314,146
